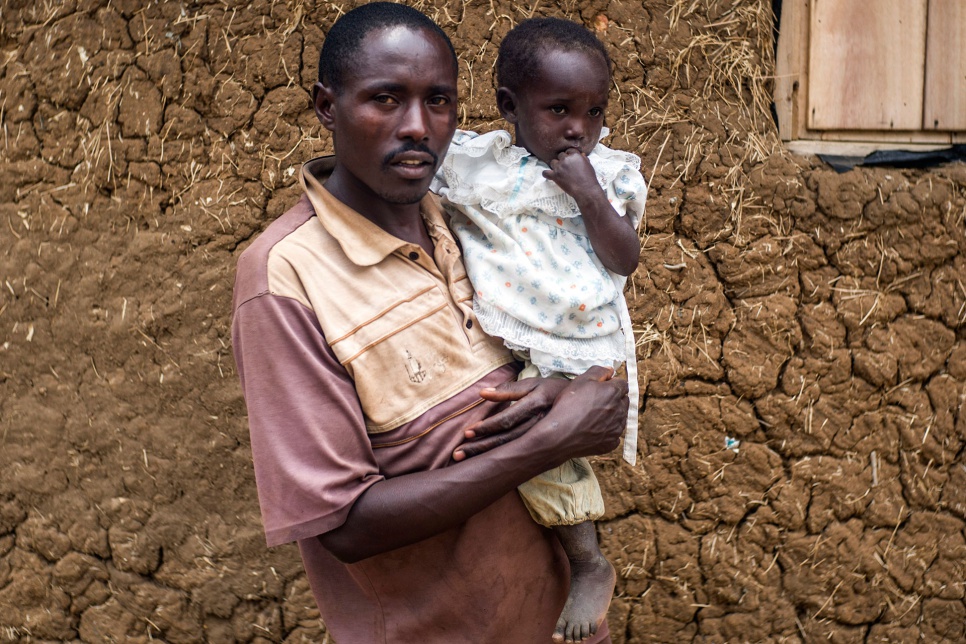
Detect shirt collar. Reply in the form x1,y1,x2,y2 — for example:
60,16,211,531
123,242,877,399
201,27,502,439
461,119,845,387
300,156,450,267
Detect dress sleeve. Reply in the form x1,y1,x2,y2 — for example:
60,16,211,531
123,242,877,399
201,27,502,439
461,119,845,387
611,163,648,230
232,292,383,547
431,129,479,194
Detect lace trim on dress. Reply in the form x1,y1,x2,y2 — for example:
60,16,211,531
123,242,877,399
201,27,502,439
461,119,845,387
474,301,627,367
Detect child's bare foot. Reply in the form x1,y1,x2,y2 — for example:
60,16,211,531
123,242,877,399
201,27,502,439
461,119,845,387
553,554,615,642
552,522,616,642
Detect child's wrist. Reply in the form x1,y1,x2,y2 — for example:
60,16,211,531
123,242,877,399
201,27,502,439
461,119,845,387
572,186,608,213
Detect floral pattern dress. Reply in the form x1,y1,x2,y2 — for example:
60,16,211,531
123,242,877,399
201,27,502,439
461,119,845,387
432,129,648,464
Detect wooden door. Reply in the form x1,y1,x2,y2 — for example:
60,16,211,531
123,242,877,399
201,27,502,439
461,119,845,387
924,0,966,130
807,0,927,131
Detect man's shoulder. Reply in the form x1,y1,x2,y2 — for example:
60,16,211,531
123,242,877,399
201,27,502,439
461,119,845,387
233,194,320,309
240,194,317,261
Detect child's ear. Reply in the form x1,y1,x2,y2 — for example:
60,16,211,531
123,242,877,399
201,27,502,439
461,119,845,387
313,81,337,132
496,87,519,124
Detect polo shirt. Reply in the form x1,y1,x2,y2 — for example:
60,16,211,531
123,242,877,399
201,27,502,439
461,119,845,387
231,157,610,643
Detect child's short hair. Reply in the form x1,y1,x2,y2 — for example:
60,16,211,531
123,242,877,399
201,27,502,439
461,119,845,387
496,17,611,93
319,2,457,92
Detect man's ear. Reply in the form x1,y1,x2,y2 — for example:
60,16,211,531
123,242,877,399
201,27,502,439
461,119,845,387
496,87,518,124
313,81,337,132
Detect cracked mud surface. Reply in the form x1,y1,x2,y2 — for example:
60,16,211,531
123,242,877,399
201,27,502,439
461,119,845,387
1,0,965,641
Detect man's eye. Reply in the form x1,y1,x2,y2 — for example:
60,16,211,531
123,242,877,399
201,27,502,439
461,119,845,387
550,106,566,115
374,95,398,105
427,96,451,106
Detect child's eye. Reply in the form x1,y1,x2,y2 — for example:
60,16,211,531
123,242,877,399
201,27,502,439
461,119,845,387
589,107,604,117
549,105,566,115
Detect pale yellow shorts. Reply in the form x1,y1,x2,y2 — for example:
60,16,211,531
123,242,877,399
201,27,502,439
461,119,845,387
515,360,605,527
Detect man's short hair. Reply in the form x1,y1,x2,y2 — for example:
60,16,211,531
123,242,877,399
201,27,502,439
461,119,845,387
496,17,611,93
319,2,458,92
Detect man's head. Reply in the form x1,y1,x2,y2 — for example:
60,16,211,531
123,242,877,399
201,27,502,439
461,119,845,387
318,2,457,94
313,3,459,212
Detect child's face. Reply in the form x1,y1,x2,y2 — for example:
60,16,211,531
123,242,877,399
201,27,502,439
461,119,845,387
500,48,610,165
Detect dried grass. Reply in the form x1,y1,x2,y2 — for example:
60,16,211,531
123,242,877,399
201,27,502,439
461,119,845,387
673,0,776,140
636,0,785,248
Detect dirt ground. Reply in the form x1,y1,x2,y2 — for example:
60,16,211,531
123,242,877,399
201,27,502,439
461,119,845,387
1,0,965,641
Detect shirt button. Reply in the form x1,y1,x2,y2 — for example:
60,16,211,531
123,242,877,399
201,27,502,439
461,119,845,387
465,320,473,329
409,251,419,260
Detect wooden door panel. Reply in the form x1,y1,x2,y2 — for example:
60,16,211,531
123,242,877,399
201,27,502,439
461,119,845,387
807,0,927,130
924,0,966,130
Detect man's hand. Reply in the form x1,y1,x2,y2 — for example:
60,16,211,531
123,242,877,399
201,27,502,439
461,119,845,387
543,148,602,203
543,367,628,459
453,376,571,461
453,366,625,461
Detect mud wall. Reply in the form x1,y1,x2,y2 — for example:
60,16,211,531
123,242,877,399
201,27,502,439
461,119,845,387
1,0,964,642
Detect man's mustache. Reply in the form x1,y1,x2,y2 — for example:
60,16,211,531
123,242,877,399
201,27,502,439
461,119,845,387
383,143,439,167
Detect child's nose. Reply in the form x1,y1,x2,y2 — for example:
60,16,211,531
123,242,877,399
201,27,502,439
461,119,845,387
565,119,587,141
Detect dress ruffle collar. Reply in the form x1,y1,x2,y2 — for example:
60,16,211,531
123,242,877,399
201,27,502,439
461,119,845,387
436,128,641,220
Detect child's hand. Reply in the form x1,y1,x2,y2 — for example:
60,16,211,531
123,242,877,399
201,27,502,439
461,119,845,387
543,148,602,201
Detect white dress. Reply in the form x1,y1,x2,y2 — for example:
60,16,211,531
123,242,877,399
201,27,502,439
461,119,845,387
432,128,647,464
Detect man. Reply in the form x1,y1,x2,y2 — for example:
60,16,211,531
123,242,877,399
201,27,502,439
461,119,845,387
231,4,628,643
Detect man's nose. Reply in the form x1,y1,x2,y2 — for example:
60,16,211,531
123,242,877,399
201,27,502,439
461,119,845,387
398,101,430,140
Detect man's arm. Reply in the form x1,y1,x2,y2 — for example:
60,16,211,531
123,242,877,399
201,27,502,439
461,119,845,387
318,367,627,563
544,148,640,276
234,290,627,560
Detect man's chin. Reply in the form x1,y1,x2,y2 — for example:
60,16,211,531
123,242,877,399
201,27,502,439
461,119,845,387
382,192,427,205
379,182,432,205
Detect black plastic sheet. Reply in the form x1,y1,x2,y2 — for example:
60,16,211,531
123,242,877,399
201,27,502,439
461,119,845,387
818,145,966,173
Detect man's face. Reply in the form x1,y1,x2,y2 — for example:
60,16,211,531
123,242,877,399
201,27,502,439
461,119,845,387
316,26,458,206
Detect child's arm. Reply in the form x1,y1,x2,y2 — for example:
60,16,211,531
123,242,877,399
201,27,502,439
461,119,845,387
544,148,640,276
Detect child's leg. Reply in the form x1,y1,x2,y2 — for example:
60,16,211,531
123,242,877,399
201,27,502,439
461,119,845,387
513,358,615,641
552,521,616,644
517,460,614,643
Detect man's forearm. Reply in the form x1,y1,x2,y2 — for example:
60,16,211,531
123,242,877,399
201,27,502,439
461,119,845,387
318,433,556,562
319,371,627,563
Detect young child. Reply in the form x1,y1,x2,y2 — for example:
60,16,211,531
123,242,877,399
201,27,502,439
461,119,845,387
432,17,646,644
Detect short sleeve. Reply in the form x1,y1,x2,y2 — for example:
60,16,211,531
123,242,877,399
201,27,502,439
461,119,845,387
431,129,480,194
611,164,648,230
232,292,383,547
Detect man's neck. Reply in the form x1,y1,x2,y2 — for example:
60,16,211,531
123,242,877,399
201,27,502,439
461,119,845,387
324,166,435,257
